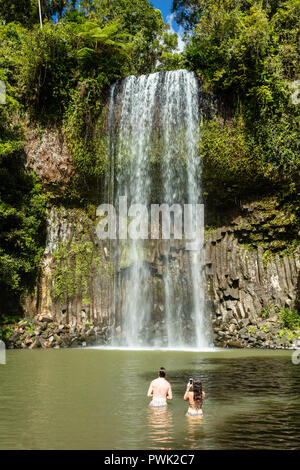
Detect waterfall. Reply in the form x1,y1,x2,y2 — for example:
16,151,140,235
107,70,212,349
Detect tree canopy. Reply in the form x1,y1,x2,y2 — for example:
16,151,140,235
0,0,183,317
174,0,299,207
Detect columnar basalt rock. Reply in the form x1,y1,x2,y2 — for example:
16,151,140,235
15,205,299,350
31,207,114,329
205,225,299,349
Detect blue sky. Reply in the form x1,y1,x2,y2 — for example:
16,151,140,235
150,0,185,51
150,0,180,32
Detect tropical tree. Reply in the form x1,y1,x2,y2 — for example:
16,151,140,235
172,0,204,30
75,20,133,65
0,0,34,24
49,0,77,20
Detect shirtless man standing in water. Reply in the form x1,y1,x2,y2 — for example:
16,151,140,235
147,367,172,407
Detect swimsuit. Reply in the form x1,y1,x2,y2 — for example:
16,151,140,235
186,407,203,416
149,397,167,407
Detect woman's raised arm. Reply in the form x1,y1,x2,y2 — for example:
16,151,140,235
184,383,191,401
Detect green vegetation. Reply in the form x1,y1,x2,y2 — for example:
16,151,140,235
278,307,300,330
53,239,103,303
0,48,48,318
0,0,299,318
63,86,108,203
259,305,300,341
0,1,182,201
261,306,270,319
201,116,267,205
248,325,256,334
51,211,112,303
0,314,21,341
0,1,182,315
174,0,299,213
234,196,299,257
246,305,300,344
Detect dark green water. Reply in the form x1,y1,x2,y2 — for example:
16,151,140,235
0,348,299,449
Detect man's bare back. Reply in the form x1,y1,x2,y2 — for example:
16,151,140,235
147,377,172,400
147,367,172,407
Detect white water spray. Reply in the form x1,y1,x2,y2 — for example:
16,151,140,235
107,70,211,349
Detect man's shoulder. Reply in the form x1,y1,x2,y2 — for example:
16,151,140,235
161,378,171,387
152,377,171,386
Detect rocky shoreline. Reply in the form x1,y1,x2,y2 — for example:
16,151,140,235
213,314,299,349
3,312,299,350
4,313,111,350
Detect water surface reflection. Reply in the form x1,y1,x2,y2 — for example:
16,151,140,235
147,406,174,449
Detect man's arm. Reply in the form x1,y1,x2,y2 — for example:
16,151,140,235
167,384,173,400
147,381,153,398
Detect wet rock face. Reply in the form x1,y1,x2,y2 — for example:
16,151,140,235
205,224,299,349
25,207,113,328
25,127,75,189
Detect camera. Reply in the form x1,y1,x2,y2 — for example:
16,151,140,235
189,378,193,385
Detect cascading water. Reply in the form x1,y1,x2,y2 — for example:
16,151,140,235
107,70,212,349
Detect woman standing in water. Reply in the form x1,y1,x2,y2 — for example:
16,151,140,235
184,378,205,417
